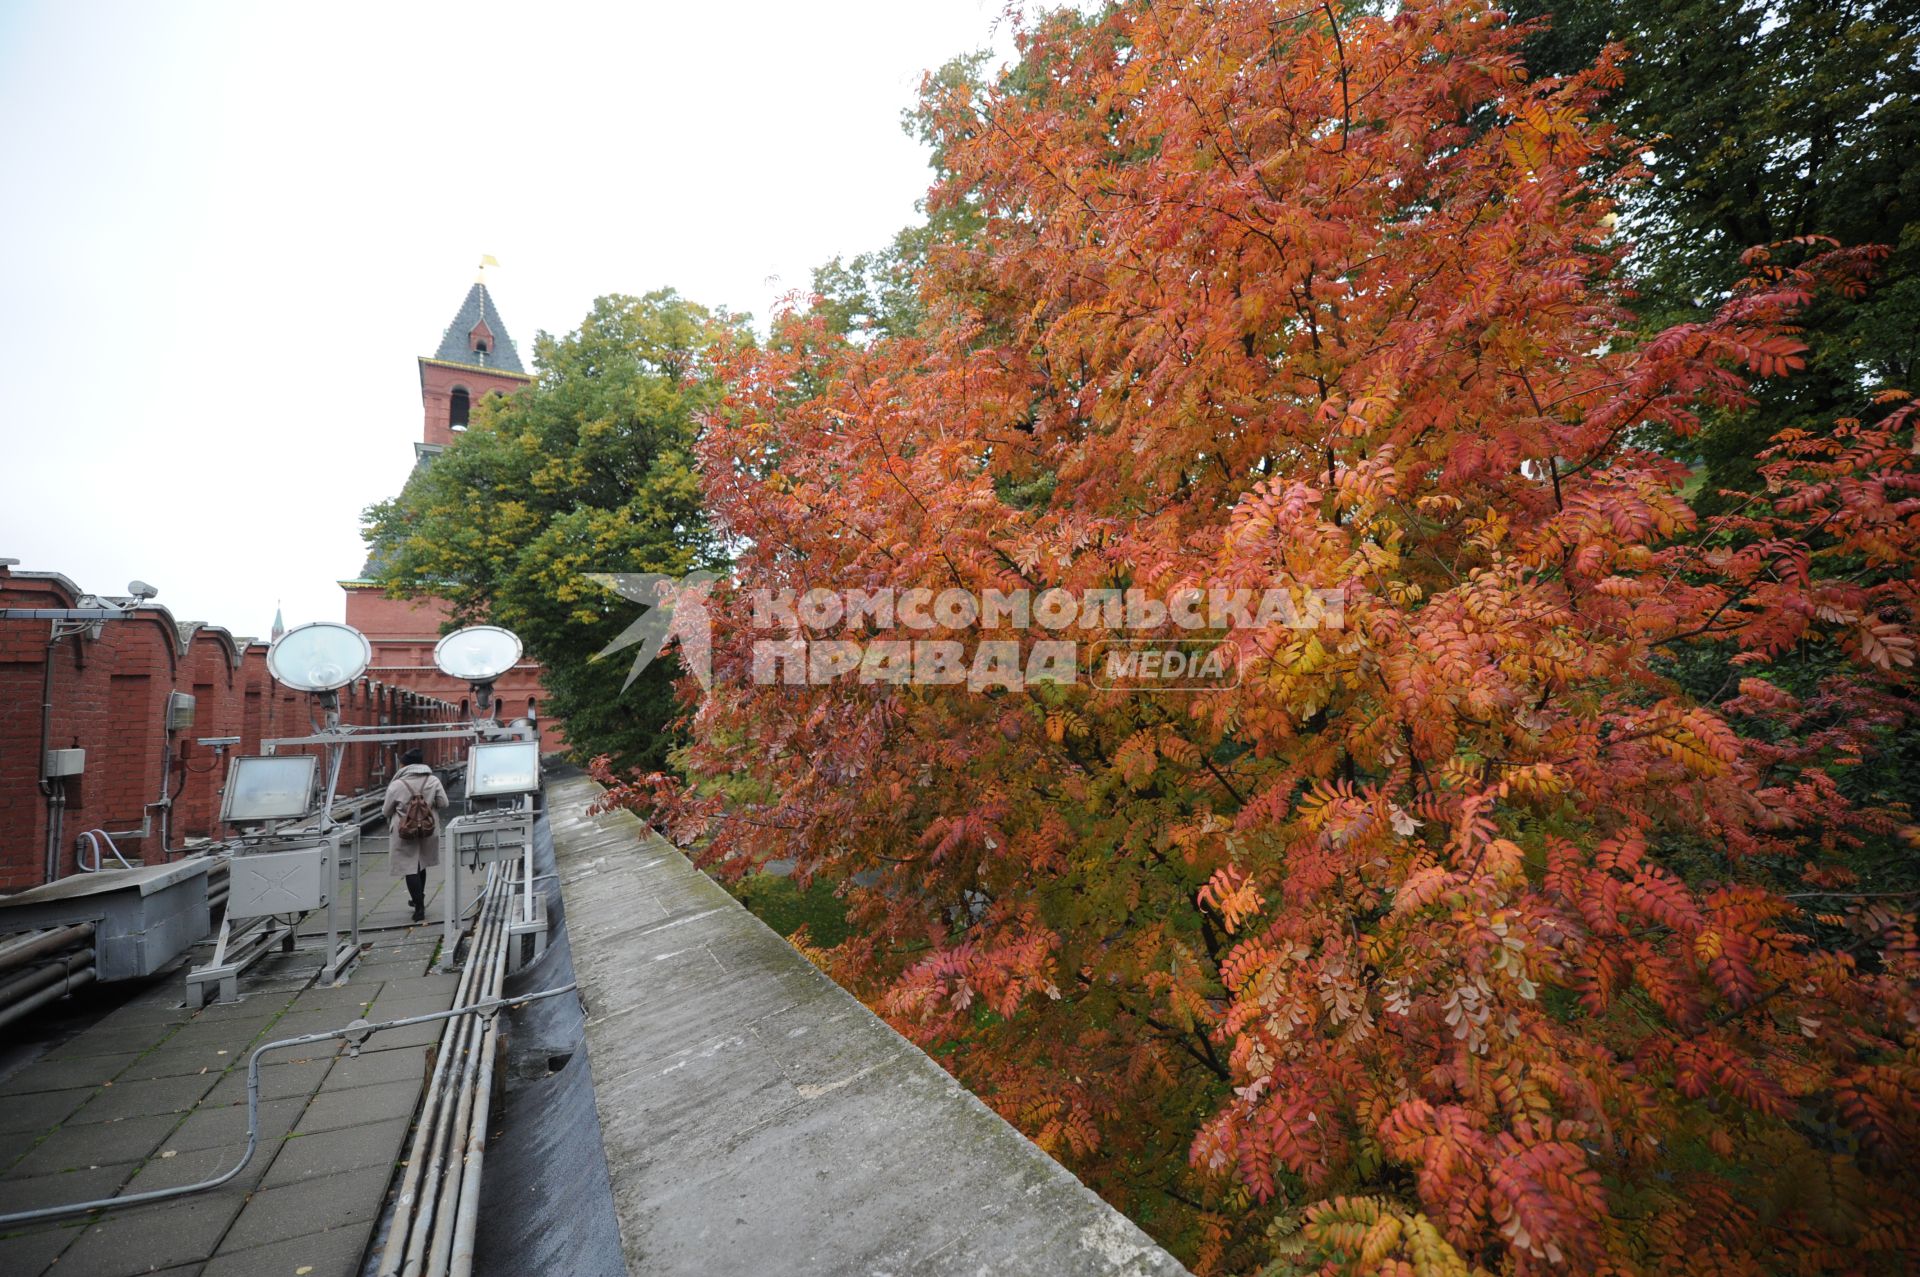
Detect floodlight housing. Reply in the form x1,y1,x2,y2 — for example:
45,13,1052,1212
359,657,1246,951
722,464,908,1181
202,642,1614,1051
127,580,159,600
434,625,523,683
268,621,371,693
465,740,540,799
221,754,320,823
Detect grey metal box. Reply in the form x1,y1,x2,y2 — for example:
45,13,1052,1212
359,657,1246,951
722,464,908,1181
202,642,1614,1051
229,847,331,916
166,691,196,731
43,748,85,777
0,859,210,980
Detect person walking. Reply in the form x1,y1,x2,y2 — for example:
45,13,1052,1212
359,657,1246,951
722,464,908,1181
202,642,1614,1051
384,748,448,922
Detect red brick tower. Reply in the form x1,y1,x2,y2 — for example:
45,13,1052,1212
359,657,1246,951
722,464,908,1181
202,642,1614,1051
341,278,565,752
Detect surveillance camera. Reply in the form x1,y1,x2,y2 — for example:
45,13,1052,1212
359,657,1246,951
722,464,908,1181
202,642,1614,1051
127,580,158,600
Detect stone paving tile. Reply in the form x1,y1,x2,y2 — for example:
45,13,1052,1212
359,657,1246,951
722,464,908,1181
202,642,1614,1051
41,1023,178,1062
258,1011,360,1047
199,1219,370,1277
161,1018,284,1053
0,1162,135,1213
53,1185,246,1276
348,1019,443,1053
0,846,458,1277
119,1044,243,1083
160,1096,307,1155
0,1054,139,1096
4,1112,178,1178
322,1047,428,1092
359,941,438,964
294,1079,418,1135
373,972,460,1000
0,1125,44,1172
0,1086,95,1135
203,1057,332,1108
66,1073,218,1125
0,1220,86,1274
89,999,194,1028
218,1166,387,1253
183,993,296,1024
286,981,382,1012
364,989,459,1017
261,1116,410,1188
123,1141,270,1194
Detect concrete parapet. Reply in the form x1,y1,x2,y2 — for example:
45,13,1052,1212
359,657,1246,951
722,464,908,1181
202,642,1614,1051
548,774,1192,1277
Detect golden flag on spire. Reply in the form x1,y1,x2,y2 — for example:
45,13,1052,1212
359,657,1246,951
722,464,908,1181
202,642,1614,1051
477,253,500,283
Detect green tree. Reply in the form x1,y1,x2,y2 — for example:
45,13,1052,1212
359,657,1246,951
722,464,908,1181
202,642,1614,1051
1511,0,1920,502
1511,0,1920,868
362,290,739,769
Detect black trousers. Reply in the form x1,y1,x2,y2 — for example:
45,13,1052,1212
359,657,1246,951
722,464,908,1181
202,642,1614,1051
406,869,427,907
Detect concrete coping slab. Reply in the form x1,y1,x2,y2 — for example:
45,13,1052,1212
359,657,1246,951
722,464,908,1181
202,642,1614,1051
547,774,1192,1277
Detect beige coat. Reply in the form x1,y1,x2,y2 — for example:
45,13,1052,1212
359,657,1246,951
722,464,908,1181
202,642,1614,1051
383,765,449,875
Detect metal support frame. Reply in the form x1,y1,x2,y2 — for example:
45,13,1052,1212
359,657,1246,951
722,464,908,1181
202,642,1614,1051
439,809,542,973
262,723,513,749
185,911,296,1007
188,714,527,1003
186,826,360,1007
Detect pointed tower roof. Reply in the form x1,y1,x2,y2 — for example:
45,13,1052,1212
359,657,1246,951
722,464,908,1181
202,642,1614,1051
430,282,525,374
270,605,285,641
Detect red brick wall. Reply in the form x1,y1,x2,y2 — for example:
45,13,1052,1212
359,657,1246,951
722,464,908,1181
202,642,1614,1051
0,567,465,891
170,625,244,845
344,588,452,641
418,359,531,449
343,586,567,754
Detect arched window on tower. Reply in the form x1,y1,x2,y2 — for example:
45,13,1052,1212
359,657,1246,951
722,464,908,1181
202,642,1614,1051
450,387,470,432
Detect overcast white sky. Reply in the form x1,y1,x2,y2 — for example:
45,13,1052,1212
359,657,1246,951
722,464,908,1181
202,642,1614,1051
0,1,1014,637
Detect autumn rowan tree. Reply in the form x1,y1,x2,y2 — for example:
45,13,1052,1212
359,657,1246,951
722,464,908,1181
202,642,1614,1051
600,2,1920,1272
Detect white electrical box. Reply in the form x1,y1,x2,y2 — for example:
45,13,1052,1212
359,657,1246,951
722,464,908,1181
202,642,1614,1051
44,748,85,778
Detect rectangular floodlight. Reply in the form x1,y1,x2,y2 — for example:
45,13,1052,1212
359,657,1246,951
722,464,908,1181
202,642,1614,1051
466,741,540,799
221,754,319,823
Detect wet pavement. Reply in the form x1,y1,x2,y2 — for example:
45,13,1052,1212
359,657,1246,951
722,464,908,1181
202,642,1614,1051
0,835,458,1277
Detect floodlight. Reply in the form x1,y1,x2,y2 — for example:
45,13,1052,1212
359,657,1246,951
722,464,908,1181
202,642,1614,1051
268,621,372,693
434,626,523,683
466,740,540,798
221,754,319,823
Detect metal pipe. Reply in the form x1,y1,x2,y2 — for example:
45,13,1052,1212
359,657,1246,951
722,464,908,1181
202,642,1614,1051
0,923,94,975
76,829,135,873
406,873,508,1277
400,969,485,1277
446,893,513,1277
48,787,65,882
40,629,59,883
0,957,96,1032
380,869,502,1277
0,948,94,1005
429,883,510,1277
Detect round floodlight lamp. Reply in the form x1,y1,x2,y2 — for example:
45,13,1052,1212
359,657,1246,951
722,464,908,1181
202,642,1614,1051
267,621,372,693
434,625,523,683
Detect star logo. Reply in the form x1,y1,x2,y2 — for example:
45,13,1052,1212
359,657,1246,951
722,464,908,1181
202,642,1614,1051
587,571,719,691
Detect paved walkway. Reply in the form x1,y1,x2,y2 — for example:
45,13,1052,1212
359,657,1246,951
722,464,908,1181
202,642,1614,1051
0,836,458,1277
547,775,1191,1277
